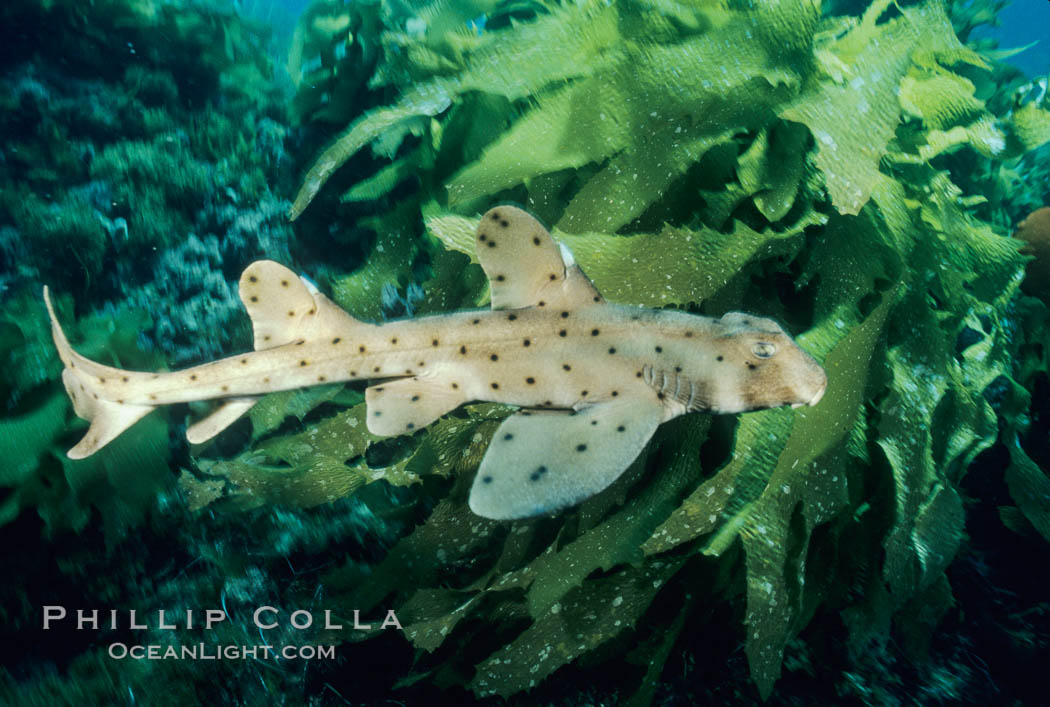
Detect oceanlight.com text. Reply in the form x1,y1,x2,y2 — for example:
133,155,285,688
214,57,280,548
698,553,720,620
107,642,337,661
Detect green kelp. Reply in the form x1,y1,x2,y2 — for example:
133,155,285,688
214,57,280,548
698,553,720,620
243,0,1049,700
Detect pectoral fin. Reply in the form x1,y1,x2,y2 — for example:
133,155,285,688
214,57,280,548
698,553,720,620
365,377,468,436
468,396,664,520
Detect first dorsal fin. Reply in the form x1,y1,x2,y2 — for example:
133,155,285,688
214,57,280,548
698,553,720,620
475,206,604,310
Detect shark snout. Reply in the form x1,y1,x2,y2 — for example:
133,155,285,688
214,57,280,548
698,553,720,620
790,363,827,409
808,376,827,406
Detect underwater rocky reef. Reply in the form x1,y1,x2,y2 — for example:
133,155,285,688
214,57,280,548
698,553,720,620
1,0,1049,704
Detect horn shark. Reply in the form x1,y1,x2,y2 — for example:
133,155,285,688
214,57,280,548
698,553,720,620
44,206,827,519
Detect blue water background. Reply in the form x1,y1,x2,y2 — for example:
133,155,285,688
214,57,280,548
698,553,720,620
977,0,1050,76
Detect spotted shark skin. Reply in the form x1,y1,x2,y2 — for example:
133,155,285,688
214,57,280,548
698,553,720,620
44,206,827,519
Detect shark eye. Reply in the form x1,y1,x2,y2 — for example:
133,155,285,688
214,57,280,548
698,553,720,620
752,342,776,359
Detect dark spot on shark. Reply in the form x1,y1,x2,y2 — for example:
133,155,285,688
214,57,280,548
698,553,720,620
608,347,616,354
591,329,600,336
460,345,468,354
563,364,571,370
617,425,626,432
299,360,308,366
500,219,509,228
221,385,229,392
655,346,663,353
317,375,326,382
359,345,366,353
250,295,259,302
503,433,514,441
561,311,569,318
581,390,588,397
559,329,567,337
530,465,548,481
523,338,531,347
432,339,440,347
189,375,197,381
490,353,499,361
248,275,258,283
508,314,517,321
479,233,488,242
482,475,493,484
487,241,497,248
287,310,295,317
576,444,587,452
717,355,724,362
526,377,535,384
748,362,757,370
332,337,341,344
490,212,501,221
612,390,619,397
406,423,415,430
281,280,289,287
122,376,129,382
491,382,500,389
473,318,480,325
533,237,541,245
391,337,398,344
496,274,506,281
549,273,557,281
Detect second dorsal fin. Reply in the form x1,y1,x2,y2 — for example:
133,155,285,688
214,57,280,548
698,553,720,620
237,260,366,349
475,206,604,310
188,261,370,446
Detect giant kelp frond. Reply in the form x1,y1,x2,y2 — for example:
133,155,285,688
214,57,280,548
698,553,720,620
231,0,1045,701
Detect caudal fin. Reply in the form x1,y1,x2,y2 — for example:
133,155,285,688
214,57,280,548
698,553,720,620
43,287,157,459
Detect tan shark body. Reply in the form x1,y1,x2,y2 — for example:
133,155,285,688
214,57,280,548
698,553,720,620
45,206,827,519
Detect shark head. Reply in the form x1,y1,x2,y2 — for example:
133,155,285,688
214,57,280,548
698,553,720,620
705,312,827,413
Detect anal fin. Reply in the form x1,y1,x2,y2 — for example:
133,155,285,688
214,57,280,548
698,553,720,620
468,395,665,519
365,377,468,436
186,397,259,445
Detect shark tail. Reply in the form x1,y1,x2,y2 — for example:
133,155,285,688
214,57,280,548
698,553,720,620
43,286,157,459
